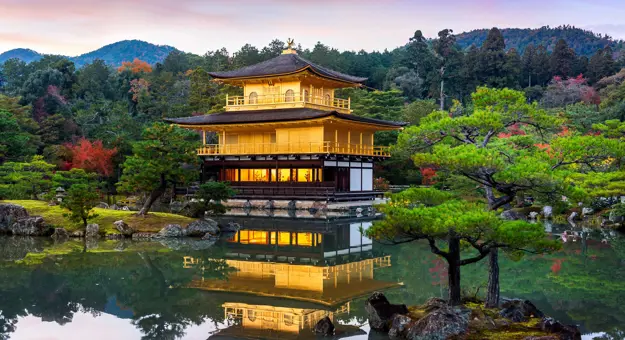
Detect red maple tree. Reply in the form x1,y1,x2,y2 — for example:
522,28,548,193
65,138,117,177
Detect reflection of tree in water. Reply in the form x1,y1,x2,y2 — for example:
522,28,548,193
0,244,232,340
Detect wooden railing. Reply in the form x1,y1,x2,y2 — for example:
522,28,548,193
226,93,350,113
197,142,391,157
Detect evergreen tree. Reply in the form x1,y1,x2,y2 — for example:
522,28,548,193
533,45,551,86
588,46,616,83
521,44,536,87
504,48,522,88
549,39,576,77
477,27,508,87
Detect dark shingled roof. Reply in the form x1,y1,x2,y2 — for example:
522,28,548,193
208,53,367,84
164,108,406,127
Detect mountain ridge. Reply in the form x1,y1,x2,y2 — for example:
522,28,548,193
0,39,177,67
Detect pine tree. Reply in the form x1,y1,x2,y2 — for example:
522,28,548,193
588,46,616,83
522,44,536,87
476,28,508,87
504,48,522,88
533,45,551,86
549,39,576,77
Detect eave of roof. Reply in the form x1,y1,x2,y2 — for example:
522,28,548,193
207,54,367,84
164,108,407,128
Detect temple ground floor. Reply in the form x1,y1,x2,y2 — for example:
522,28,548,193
200,156,384,202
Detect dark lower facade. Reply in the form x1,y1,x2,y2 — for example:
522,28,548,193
201,154,384,201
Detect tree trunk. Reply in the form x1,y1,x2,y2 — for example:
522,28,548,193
138,175,167,216
439,78,445,111
447,235,462,306
485,248,500,308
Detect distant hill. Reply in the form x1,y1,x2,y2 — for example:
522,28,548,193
456,26,625,57
0,40,176,67
0,48,42,64
70,40,177,67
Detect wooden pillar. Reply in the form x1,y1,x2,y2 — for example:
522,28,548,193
334,129,338,152
347,130,351,154
202,130,206,145
359,132,363,154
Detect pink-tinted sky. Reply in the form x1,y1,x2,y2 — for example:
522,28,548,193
1,0,625,55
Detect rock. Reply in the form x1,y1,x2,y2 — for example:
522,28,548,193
313,316,335,336
406,304,470,340
499,299,544,322
365,292,409,332
220,221,240,233
185,219,219,237
156,224,183,238
568,212,579,223
529,211,539,219
96,202,109,209
106,234,123,240
202,232,218,240
51,228,69,239
85,224,100,238
10,216,49,236
423,297,448,312
159,237,216,250
132,232,155,240
524,337,559,340
0,203,29,232
539,317,581,340
71,230,84,238
121,206,130,211
388,314,414,338
609,210,624,223
114,220,135,237
500,210,522,220
85,237,98,250
110,204,119,210
542,206,553,219
581,207,594,216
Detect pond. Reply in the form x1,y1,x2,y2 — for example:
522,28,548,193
0,217,624,340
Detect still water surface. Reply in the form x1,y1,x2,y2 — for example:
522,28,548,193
0,217,624,340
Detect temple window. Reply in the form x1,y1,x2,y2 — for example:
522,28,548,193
285,89,295,102
249,92,258,104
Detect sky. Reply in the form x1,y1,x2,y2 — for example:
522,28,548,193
1,0,625,56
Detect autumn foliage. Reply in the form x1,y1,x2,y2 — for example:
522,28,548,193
117,58,153,74
420,167,437,185
65,138,117,177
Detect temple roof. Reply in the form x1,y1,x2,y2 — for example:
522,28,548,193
164,108,406,128
208,53,367,84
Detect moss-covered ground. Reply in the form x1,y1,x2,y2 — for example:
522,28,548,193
2,200,195,234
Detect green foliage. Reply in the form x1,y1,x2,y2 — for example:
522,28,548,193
189,182,236,217
0,156,55,199
0,109,37,162
61,184,100,227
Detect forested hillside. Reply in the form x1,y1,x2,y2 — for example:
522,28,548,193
0,40,176,68
456,26,625,56
0,26,625,193
0,48,42,64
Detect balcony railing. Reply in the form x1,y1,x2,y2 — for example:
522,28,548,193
197,141,391,157
225,93,351,113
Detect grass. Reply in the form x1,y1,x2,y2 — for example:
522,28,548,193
2,200,195,234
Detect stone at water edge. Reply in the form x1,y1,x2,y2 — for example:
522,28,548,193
156,224,183,238
581,207,594,216
220,221,240,233
313,316,335,336
539,317,581,340
499,299,544,322
85,224,100,238
0,203,29,231
185,219,219,237
388,314,414,339
51,228,69,239
114,220,135,237
406,303,470,340
568,212,579,222
132,232,156,240
500,210,522,220
10,216,50,236
542,206,553,219
365,292,409,332
71,230,84,238
529,211,539,219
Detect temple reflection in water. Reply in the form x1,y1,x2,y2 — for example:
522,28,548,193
184,217,399,339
